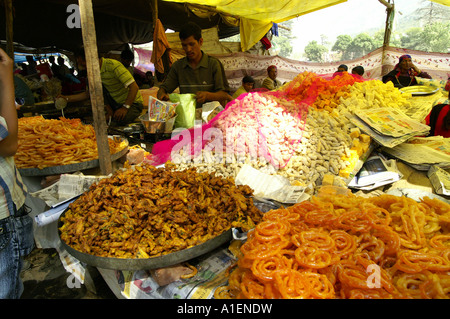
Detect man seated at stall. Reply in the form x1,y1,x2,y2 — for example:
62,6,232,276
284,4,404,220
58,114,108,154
261,65,282,91
60,50,143,126
382,54,431,88
232,75,255,99
157,22,232,108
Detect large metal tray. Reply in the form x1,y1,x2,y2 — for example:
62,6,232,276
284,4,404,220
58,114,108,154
57,208,232,270
57,197,279,271
18,138,129,176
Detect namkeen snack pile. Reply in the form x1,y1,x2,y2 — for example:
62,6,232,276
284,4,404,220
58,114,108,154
59,163,264,259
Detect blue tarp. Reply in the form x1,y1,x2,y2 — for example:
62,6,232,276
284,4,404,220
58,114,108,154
14,52,60,64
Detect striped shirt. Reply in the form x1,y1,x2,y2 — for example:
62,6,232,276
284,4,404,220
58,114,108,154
0,116,27,219
160,51,229,96
100,58,143,105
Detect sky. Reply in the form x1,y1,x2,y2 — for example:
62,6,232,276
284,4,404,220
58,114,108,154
290,0,423,53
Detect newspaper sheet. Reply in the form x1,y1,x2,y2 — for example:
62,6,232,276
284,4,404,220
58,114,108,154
350,115,410,148
235,164,309,204
98,245,235,299
348,154,402,191
33,173,107,226
381,137,450,170
427,165,450,196
355,107,429,138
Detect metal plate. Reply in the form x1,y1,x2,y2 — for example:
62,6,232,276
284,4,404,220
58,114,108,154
18,138,129,177
386,188,450,204
57,197,274,270
399,85,439,96
57,208,232,270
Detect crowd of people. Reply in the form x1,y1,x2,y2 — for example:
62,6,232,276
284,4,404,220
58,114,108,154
8,21,449,132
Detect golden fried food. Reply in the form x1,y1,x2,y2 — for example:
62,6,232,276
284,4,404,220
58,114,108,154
216,189,450,299
59,162,264,259
15,116,126,169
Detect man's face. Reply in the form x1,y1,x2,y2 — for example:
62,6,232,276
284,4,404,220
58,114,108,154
243,82,254,92
181,36,203,62
268,68,277,80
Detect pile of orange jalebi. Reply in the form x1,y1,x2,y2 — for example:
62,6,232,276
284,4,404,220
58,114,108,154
215,188,450,299
15,116,126,169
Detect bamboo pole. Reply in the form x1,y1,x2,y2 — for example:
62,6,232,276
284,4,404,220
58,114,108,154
78,0,112,175
4,0,14,58
379,0,395,76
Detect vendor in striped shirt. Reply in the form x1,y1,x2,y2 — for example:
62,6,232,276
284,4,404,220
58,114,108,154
60,49,143,126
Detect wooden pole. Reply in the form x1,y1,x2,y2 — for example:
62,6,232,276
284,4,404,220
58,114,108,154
4,0,14,58
379,0,395,76
78,0,112,175
152,0,158,28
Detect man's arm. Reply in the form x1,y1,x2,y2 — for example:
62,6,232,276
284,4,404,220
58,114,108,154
123,81,139,106
62,90,90,103
0,48,19,157
113,81,140,121
157,87,170,101
196,90,232,105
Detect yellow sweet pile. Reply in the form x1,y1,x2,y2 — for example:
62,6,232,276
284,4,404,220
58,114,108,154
338,80,412,113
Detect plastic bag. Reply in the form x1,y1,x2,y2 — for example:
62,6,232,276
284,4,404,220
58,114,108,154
169,93,196,129
148,96,178,121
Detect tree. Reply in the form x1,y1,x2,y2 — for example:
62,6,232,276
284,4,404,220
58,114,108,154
420,21,450,53
346,33,375,59
332,35,352,58
271,20,295,58
400,27,425,51
304,40,328,62
415,0,450,25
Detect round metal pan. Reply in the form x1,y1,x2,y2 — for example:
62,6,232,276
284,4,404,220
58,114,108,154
18,139,129,177
57,207,232,270
57,196,277,271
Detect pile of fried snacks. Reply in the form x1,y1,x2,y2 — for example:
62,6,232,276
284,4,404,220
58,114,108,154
215,189,450,299
15,116,126,169
59,163,264,259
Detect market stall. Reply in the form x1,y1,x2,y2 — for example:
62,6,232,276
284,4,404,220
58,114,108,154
23,68,449,299
3,0,450,300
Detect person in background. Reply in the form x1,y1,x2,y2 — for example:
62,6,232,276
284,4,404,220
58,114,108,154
48,56,61,80
60,50,143,126
261,65,281,91
332,64,348,78
336,64,348,73
120,49,135,75
0,48,34,299
14,74,35,106
24,55,38,77
382,54,431,88
425,90,450,138
157,22,232,108
351,66,365,77
232,75,255,99
140,71,155,89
